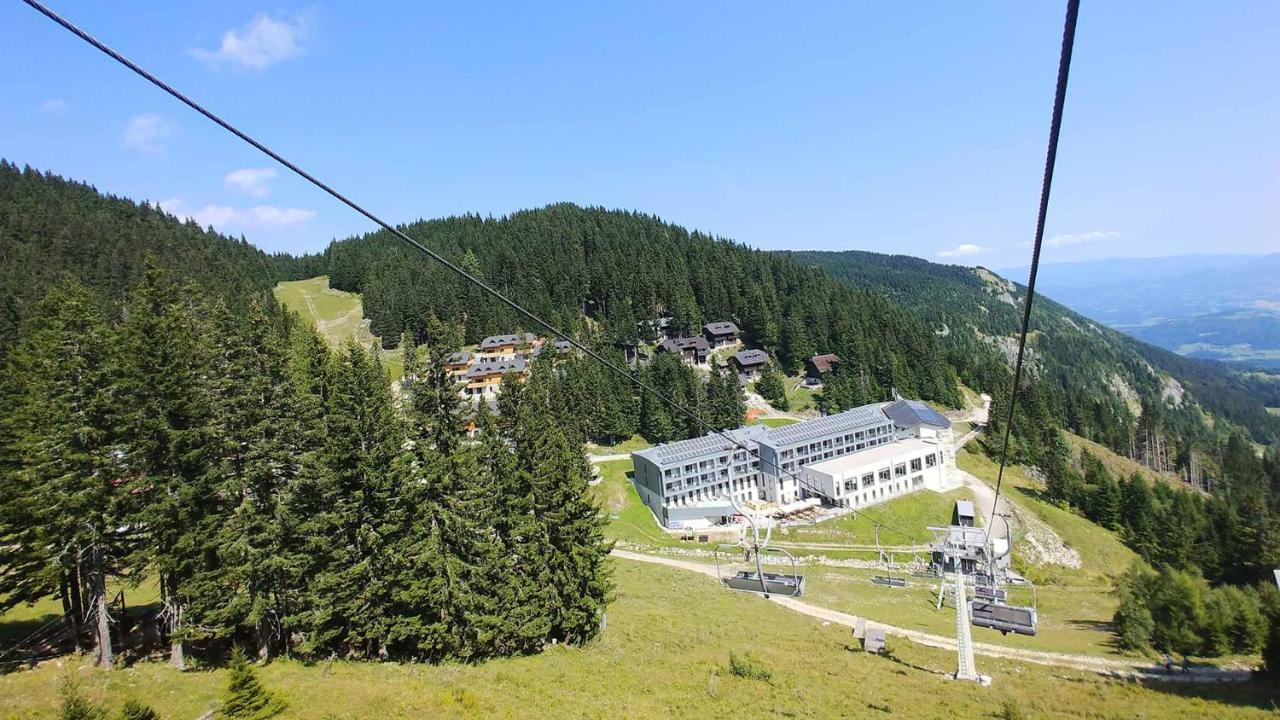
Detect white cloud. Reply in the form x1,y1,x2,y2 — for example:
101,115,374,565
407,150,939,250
159,198,314,231
1019,230,1122,248
38,99,67,115
193,13,310,71
249,205,315,227
224,167,278,198
937,243,991,258
122,114,176,155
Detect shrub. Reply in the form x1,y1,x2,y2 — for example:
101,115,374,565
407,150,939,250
118,698,161,720
998,698,1028,720
727,651,772,681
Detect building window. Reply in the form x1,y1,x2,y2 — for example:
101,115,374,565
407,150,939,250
861,473,874,489
894,463,907,478
913,475,924,487
844,479,857,492
910,458,922,472
925,453,937,468
878,468,891,482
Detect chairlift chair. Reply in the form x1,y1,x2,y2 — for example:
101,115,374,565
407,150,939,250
711,494,805,598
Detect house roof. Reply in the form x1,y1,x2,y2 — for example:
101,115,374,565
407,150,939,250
704,321,739,336
955,500,975,519
808,353,841,373
466,357,527,379
659,336,710,353
731,349,769,367
446,351,472,365
883,399,952,430
480,332,538,349
553,339,573,351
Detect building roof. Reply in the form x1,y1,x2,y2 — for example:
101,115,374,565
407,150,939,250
732,349,769,367
883,399,952,430
466,357,527,379
634,425,769,467
763,403,890,448
659,336,710,353
704,321,740,336
446,351,472,365
804,437,938,476
808,353,841,374
955,500,975,519
553,339,573,351
480,332,538,349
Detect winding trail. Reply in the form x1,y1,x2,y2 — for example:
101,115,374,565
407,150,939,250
611,549,1255,683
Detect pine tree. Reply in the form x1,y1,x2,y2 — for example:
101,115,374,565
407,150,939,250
0,282,123,667
512,364,612,645
187,301,307,658
755,363,789,411
290,343,407,657
217,648,287,720
58,673,106,720
117,698,161,720
112,265,219,669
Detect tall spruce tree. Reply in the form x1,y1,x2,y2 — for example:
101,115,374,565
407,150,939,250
290,343,407,657
0,282,122,666
511,361,612,645
113,265,220,669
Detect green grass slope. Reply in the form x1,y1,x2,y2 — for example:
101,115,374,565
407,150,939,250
273,276,402,379
3,559,1275,719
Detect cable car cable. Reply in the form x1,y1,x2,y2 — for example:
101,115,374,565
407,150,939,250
20,0,926,542
988,0,1080,524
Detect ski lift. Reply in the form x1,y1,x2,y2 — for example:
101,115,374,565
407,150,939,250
870,525,907,588
712,494,805,598
968,512,1038,636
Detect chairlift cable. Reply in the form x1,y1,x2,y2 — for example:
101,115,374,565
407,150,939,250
988,0,1080,523
21,0,937,544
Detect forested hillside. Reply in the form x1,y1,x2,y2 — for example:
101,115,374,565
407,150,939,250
787,249,1280,453
282,204,962,409
0,161,279,357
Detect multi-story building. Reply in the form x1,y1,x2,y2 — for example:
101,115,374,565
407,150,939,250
657,336,710,366
703,321,740,348
461,357,528,401
478,332,541,360
631,398,954,529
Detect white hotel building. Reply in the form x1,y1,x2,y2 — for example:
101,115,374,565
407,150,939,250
630,398,955,529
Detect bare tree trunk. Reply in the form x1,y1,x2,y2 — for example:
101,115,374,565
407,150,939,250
164,575,186,670
91,545,113,670
60,575,83,654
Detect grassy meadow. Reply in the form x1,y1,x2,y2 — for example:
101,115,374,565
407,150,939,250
4,560,1277,719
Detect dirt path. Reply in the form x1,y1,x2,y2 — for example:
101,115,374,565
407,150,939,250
611,549,1254,682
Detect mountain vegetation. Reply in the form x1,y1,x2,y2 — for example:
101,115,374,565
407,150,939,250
281,204,963,412
0,167,610,668
0,161,278,359
787,249,1280,450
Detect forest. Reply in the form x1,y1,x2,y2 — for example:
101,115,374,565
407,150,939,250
279,203,964,411
0,267,611,667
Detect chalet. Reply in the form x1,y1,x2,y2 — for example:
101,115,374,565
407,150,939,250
658,336,710,366
445,351,472,379
462,357,528,401
731,349,769,380
703,321,740,348
552,339,574,354
805,353,841,385
478,332,541,360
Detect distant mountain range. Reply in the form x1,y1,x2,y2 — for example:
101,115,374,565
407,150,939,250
1001,254,1280,369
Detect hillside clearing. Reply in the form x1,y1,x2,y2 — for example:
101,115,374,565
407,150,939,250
273,276,402,379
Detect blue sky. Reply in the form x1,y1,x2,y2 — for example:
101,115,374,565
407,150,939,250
2,2,1276,266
